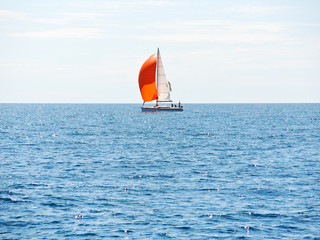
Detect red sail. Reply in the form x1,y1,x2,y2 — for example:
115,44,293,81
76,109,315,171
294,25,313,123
138,53,158,102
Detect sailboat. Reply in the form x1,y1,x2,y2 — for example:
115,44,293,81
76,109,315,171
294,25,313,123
138,48,183,111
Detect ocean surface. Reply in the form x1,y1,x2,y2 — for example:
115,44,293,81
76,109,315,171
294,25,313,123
0,103,320,239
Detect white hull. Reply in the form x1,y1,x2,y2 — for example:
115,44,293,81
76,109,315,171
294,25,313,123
141,106,183,112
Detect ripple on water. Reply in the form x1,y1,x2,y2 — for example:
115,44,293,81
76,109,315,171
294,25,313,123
0,104,320,239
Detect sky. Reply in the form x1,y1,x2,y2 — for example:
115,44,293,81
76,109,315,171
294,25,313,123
1,0,319,103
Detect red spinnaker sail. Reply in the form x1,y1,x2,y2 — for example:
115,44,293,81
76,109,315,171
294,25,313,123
138,53,158,102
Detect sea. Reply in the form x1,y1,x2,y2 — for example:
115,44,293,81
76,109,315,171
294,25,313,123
0,103,319,239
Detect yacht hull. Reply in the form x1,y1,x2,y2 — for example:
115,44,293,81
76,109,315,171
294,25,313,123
141,106,183,112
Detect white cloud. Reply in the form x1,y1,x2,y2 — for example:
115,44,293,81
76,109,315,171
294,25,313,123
298,23,320,27
33,12,106,25
0,10,28,20
8,28,105,39
134,19,288,44
4,13,289,43
137,32,285,44
220,6,290,14
71,0,177,9
160,19,286,33
229,22,286,33
0,10,106,25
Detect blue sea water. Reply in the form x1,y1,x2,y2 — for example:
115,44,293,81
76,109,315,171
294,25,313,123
0,103,320,239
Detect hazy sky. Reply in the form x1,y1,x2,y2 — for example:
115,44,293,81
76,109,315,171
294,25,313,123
1,0,319,103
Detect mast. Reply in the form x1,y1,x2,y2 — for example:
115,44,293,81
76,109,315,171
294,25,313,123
156,48,159,106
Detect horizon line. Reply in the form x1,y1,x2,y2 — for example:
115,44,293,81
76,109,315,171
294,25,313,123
1,102,319,104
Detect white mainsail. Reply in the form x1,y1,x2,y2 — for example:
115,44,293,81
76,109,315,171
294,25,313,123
157,49,172,102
